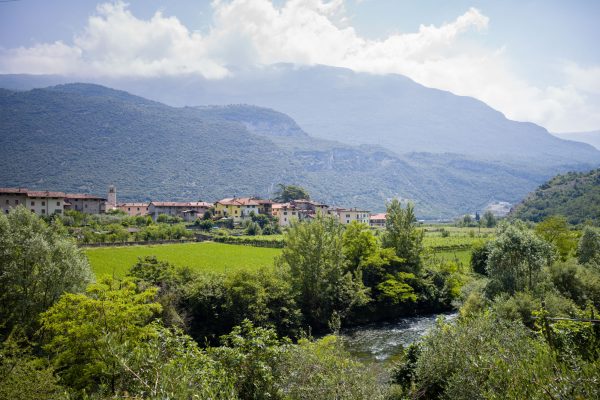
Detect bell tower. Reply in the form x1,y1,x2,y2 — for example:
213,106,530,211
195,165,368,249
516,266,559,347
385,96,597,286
107,185,117,210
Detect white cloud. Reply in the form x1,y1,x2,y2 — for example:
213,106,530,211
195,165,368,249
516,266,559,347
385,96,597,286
0,0,598,132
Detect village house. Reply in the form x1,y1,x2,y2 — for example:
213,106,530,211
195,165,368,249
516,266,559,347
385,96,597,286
148,201,213,221
272,202,299,227
64,193,107,214
330,207,370,225
1,188,67,216
369,213,387,228
214,197,271,222
272,199,329,227
117,202,149,217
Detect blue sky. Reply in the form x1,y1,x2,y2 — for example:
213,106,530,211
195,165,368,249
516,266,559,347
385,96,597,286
1,0,599,132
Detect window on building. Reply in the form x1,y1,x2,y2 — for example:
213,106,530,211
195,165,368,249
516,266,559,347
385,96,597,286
56,210,62,214
42,209,46,214
31,201,35,206
346,214,350,218
31,209,35,212
85,204,88,208
42,201,45,206
128,208,131,211
284,211,288,215
5,210,8,214
56,201,60,206
15,200,19,205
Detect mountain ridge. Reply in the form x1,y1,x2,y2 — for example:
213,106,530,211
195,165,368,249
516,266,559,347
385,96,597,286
0,82,598,218
2,65,596,164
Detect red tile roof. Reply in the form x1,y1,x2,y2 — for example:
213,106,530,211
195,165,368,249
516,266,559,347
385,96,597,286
370,213,387,220
0,188,29,194
272,202,295,210
150,201,212,208
216,197,261,206
27,191,67,198
117,202,149,207
65,193,106,200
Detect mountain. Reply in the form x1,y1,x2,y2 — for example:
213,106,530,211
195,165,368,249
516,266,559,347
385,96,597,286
511,168,600,225
0,83,587,218
2,65,598,165
552,130,600,150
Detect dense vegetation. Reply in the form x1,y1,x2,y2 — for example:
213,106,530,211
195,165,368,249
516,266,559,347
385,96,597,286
389,219,600,399
1,83,595,217
2,204,600,399
512,167,600,225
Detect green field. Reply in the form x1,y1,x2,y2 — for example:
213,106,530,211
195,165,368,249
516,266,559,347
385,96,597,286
426,249,472,265
86,230,484,278
85,242,281,278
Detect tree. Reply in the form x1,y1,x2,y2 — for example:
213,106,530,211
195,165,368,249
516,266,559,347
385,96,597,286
382,200,424,274
211,320,284,399
486,221,555,296
578,226,600,265
462,214,473,227
0,338,66,400
273,184,310,202
535,215,576,261
482,210,497,228
0,206,93,338
40,277,162,393
277,217,369,329
224,269,302,338
342,221,379,272
470,242,491,275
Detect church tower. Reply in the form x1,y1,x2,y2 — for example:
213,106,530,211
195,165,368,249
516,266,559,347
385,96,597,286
107,185,117,210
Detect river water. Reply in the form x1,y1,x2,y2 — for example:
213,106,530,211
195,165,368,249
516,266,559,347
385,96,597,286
341,312,458,363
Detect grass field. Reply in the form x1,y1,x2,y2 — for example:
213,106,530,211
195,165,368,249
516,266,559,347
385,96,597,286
86,227,487,278
426,249,472,265
86,242,281,278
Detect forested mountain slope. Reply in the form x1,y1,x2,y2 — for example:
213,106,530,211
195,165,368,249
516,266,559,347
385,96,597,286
0,83,595,218
511,168,600,225
2,65,597,164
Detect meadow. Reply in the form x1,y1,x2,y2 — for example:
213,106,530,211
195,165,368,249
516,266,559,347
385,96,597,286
85,231,482,278
86,242,281,278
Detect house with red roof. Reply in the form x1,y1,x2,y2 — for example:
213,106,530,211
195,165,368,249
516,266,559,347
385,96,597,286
148,201,213,221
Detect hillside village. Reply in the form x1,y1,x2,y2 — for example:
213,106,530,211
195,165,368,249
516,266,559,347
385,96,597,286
0,185,380,228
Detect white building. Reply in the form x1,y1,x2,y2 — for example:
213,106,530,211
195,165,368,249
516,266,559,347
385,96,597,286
1,188,67,216
330,207,370,225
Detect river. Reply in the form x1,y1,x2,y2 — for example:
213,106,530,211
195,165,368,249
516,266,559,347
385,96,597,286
341,312,458,363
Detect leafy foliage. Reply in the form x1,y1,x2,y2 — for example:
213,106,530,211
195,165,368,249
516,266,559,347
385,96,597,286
40,277,162,393
277,216,370,329
486,221,555,296
273,184,310,202
0,206,92,338
382,200,424,274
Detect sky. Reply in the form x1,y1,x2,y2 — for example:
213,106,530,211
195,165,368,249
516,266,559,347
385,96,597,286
0,0,599,133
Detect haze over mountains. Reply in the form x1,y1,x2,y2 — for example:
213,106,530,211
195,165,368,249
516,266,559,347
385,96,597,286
552,130,600,151
0,65,599,218
2,65,598,163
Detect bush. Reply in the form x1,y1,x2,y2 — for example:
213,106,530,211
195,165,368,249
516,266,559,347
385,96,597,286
403,314,600,399
277,335,386,399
